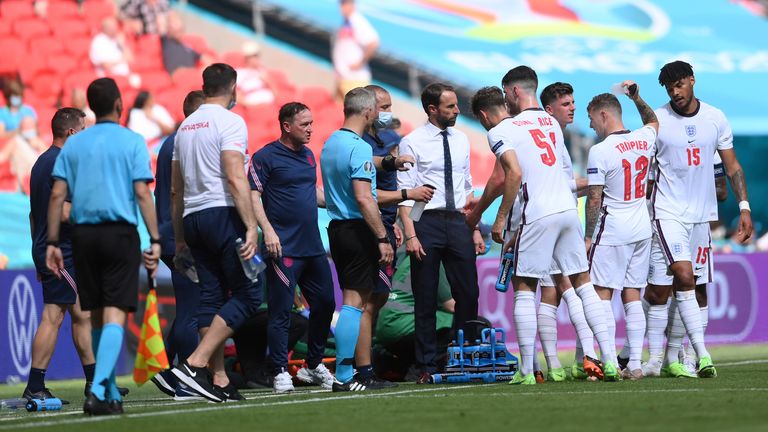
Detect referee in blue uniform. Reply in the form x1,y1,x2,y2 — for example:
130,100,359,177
248,102,336,392
47,78,161,415
321,88,394,391
24,108,94,402
150,90,205,399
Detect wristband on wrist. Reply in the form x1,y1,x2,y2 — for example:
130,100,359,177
739,200,751,212
382,154,396,172
46,240,59,247
406,235,417,242
150,237,162,245
401,189,408,201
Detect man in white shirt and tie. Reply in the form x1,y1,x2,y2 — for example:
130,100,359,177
398,82,484,384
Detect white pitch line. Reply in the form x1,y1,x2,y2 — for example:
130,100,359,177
0,385,476,429
718,359,768,366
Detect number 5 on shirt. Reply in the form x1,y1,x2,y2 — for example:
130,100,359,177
528,129,557,166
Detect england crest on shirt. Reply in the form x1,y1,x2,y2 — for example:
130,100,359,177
685,125,696,137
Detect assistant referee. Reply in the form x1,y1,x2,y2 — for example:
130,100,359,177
47,78,161,416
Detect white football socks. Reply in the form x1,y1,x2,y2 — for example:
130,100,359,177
665,298,686,366
562,288,595,359
537,303,561,370
514,291,537,375
601,299,617,365
575,283,612,364
623,300,645,371
676,290,710,359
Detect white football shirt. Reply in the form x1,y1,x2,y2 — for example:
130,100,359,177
173,104,249,217
488,109,574,225
587,126,657,245
651,101,733,223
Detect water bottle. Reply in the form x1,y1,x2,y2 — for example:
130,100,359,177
496,251,515,292
173,247,200,283
408,184,436,222
235,238,266,282
25,398,63,412
0,398,29,410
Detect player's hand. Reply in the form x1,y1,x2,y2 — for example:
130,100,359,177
491,217,505,244
406,235,426,261
263,227,282,258
408,186,434,203
241,227,259,260
393,224,404,248
622,80,639,100
502,237,515,255
585,237,593,254
465,209,481,229
143,243,161,278
736,210,754,243
395,155,415,171
45,245,64,279
175,240,189,256
378,242,394,266
473,229,485,255
463,195,479,213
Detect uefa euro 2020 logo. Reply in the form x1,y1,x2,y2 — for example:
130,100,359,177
7,275,38,376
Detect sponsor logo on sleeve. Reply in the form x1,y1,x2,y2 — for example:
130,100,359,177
491,140,504,153
587,167,598,174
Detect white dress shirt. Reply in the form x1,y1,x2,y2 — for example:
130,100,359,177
398,121,473,211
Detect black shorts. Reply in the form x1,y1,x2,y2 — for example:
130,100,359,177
72,223,140,312
328,219,379,293
373,225,396,294
41,265,78,305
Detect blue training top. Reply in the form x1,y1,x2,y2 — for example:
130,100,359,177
363,128,401,229
52,121,154,225
249,140,325,257
154,131,176,254
29,145,73,275
320,129,377,221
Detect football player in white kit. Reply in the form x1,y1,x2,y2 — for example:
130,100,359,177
643,61,753,378
584,84,658,380
485,66,617,383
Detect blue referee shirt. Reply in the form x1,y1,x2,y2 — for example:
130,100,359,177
320,129,377,221
248,140,325,257
51,121,154,225
363,129,401,229
154,131,176,253
29,145,73,274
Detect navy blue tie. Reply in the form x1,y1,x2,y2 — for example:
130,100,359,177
441,130,455,211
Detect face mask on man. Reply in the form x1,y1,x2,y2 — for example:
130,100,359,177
9,95,22,107
374,111,393,129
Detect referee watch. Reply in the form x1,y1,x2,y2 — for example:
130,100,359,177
378,236,390,244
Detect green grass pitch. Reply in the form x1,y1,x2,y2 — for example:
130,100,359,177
1,344,767,432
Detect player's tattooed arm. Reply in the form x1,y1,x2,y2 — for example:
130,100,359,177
720,148,749,201
585,185,604,240
633,96,658,129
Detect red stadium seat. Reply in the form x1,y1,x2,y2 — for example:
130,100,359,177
154,88,188,123
46,0,81,19
140,70,173,94
172,67,202,91
29,69,63,106
180,34,211,56
0,0,35,21
299,86,334,111
18,56,49,83
64,70,97,91
64,35,93,58
46,53,80,77
132,54,165,74
0,37,24,73
29,36,65,58
81,0,117,28
0,19,12,37
12,18,51,40
52,18,92,38
36,106,57,136
221,50,245,69
136,34,162,59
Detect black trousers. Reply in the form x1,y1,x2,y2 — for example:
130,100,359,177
411,210,479,373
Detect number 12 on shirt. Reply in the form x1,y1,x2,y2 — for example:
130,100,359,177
622,156,649,201
529,129,557,167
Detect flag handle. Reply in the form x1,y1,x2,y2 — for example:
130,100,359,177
144,248,157,292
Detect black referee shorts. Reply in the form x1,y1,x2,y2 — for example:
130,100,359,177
328,219,379,293
72,223,140,312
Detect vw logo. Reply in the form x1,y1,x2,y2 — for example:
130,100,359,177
7,275,37,375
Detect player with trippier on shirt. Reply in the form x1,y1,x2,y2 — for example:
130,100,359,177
487,66,617,383
584,83,658,381
643,61,753,379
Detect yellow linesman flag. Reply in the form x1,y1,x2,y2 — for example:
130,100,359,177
133,288,169,385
